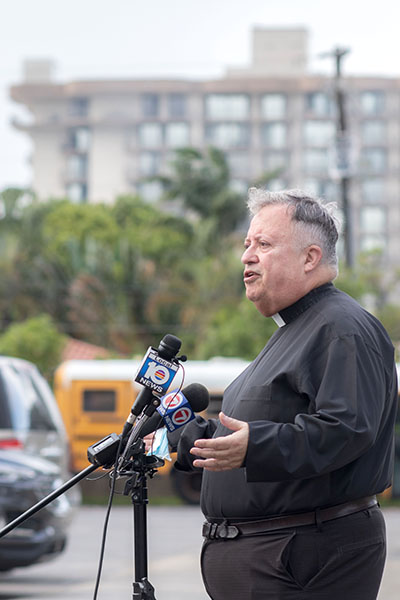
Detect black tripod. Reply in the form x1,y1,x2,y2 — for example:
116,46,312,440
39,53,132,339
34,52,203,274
121,438,165,599
0,415,165,599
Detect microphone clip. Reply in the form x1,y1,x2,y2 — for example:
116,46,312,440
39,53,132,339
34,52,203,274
120,439,165,494
175,354,187,363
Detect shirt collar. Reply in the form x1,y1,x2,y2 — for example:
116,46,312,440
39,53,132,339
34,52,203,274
272,313,286,327
273,282,335,327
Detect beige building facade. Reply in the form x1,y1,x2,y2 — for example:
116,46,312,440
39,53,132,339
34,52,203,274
10,29,400,265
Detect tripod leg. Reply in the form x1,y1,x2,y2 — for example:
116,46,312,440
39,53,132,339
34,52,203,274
131,475,157,599
133,499,148,581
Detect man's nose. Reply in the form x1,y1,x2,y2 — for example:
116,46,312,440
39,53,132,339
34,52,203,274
241,245,258,264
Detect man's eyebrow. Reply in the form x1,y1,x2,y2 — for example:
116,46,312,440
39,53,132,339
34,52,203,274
251,233,271,241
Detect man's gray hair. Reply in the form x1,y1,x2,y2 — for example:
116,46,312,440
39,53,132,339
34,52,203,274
247,188,340,270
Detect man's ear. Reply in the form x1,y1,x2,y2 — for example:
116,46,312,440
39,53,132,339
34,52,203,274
304,245,323,272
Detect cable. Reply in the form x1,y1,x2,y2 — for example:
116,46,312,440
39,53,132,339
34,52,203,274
85,470,113,482
92,435,123,600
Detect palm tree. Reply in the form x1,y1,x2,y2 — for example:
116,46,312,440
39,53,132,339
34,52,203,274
154,146,247,237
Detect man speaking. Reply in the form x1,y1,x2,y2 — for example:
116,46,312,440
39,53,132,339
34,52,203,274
177,188,398,600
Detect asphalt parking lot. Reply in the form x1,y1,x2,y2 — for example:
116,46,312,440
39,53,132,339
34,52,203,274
0,505,399,599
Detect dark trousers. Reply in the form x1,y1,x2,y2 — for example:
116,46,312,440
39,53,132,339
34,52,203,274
201,505,386,600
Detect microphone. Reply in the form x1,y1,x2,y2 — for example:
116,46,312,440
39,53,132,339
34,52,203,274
135,383,210,438
88,383,209,469
121,334,182,438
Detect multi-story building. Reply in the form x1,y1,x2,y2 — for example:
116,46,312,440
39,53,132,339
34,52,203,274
10,28,400,265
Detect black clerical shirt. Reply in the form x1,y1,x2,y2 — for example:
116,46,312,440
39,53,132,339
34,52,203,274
177,284,398,519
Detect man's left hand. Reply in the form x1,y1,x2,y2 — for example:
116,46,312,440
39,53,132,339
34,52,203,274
190,412,249,471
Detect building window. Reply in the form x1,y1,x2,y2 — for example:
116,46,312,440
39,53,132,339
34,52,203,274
261,123,287,148
359,148,387,174
305,92,333,116
303,149,329,175
205,123,249,148
68,97,89,117
360,235,386,252
359,204,387,261
360,178,385,203
268,178,287,191
361,120,386,145
230,179,248,194
263,151,288,173
260,94,287,119
66,155,87,180
360,91,385,115
141,94,159,117
137,180,163,202
205,94,249,119
138,123,163,147
165,122,190,147
302,179,338,201
66,183,87,203
168,94,186,117
303,120,335,146
360,205,387,252
226,152,251,178
138,152,161,176
67,127,90,152
360,206,386,234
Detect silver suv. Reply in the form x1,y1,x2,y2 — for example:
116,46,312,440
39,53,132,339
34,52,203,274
0,356,69,473
0,356,78,570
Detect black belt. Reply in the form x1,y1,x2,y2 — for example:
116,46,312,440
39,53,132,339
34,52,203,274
202,496,378,540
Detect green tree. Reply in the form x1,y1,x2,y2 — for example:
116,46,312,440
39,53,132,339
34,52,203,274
376,304,400,350
0,314,66,379
2,183,399,365
197,294,277,360
155,146,247,240
0,187,35,228
336,250,400,308
334,264,367,301
0,195,197,354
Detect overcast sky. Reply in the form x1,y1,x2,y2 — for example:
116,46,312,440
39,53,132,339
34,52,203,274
1,0,400,190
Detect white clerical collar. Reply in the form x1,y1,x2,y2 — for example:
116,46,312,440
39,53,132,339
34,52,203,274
272,312,286,327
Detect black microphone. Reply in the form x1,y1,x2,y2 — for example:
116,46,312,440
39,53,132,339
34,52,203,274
137,383,210,438
122,334,182,438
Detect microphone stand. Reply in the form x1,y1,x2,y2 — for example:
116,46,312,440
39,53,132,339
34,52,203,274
121,439,164,599
0,463,99,537
117,399,165,600
0,401,165,600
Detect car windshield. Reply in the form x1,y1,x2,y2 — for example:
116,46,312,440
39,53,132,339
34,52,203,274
0,364,57,432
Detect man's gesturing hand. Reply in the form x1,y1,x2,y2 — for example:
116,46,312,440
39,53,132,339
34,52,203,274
190,412,249,471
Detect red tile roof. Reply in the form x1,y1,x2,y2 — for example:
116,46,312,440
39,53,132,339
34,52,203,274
61,338,111,361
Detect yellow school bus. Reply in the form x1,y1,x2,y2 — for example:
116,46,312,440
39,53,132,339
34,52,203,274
53,357,249,502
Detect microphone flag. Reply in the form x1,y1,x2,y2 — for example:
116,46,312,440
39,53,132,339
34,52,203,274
135,347,179,396
156,389,195,432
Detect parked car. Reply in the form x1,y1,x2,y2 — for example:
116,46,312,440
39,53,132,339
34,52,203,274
0,356,69,472
0,356,79,570
0,450,73,570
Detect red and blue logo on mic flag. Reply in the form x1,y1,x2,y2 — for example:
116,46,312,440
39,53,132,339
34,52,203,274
157,390,195,432
135,347,179,395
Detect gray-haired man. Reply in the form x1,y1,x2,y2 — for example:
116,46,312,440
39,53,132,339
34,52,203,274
181,188,397,599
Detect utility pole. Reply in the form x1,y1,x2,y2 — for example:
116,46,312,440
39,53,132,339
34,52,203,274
322,47,354,269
